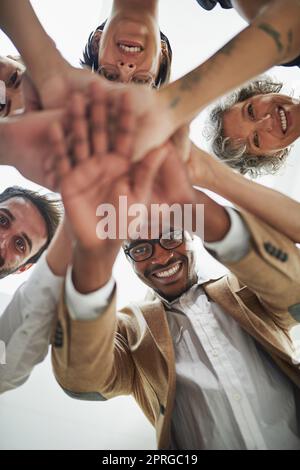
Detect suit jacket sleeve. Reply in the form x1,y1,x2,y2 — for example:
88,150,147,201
216,209,300,312
51,286,136,401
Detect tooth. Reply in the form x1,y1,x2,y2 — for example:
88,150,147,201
119,43,142,52
156,263,181,278
278,108,287,132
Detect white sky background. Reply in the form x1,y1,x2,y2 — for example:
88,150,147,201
0,0,300,450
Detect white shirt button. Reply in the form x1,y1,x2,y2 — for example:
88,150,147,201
233,392,241,402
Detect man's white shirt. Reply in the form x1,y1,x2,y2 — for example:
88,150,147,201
0,252,63,393
3,207,299,449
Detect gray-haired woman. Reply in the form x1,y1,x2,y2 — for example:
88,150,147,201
208,77,300,177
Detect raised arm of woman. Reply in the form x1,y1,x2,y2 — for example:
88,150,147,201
188,143,300,243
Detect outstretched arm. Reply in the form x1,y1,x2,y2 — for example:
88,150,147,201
0,0,109,110
187,143,300,243
162,0,300,128
51,84,169,401
0,0,65,89
0,109,66,191
232,0,299,22
127,0,300,161
51,83,169,294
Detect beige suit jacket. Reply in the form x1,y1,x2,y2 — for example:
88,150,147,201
52,211,300,449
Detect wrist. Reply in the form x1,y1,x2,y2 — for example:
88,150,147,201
158,85,179,132
0,119,14,166
72,241,120,294
192,189,231,242
46,221,73,277
209,158,232,195
33,50,68,90
188,145,216,189
203,156,221,192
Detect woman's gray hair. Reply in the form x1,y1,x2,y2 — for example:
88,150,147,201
206,77,291,178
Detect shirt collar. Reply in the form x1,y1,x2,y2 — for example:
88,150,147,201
151,270,216,308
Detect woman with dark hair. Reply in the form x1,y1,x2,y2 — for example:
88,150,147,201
207,77,300,177
80,0,172,88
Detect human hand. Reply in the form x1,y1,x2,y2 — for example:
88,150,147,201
108,84,176,162
186,144,216,189
22,63,113,112
1,108,66,191
152,139,196,208
50,83,169,252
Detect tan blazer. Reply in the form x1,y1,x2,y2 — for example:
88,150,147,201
52,211,300,449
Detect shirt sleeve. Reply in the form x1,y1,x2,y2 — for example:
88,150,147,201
0,252,64,393
65,265,115,321
204,207,251,263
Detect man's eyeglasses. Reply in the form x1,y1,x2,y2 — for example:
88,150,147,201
97,65,157,89
124,230,185,262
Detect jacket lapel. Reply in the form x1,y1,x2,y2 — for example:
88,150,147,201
203,275,295,362
138,299,176,449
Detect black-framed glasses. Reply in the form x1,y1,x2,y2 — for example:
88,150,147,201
124,230,184,262
96,65,158,89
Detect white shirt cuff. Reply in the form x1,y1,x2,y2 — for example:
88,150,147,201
204,207,251,263
65,265,115,321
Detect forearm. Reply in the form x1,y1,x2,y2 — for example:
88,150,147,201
190,144,300,243
160,0,300,129
72,242,121,294
46,220,73,277
192,188,231,242
208,159,300,243
232,0,300,23
0,120,12,166
0,0,67,86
